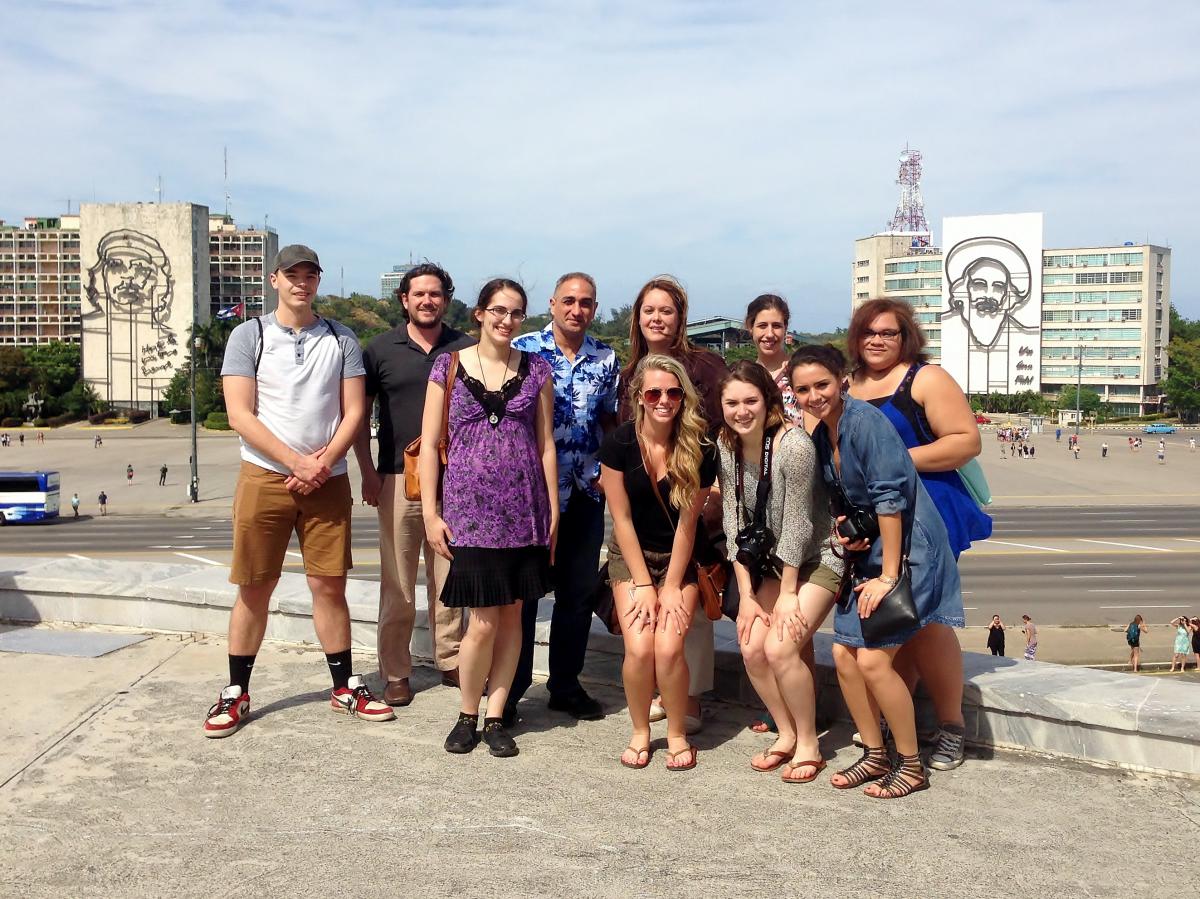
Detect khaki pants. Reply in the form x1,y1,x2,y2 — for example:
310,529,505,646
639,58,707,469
376,475,461,682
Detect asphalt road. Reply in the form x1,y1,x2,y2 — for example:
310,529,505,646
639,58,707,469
6,504,1198,627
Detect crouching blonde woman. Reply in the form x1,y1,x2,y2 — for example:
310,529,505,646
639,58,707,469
598,354,718,771
717,361,842,783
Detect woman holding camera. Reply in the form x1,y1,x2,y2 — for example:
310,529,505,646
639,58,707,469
600,354,717,771
846,298,989,771
788,344,964,799
717,362,843,782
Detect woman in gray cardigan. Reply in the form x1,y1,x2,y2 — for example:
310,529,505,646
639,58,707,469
717,361,843,784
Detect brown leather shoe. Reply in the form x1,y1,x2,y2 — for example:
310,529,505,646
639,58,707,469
383,678,413,707
440,668,460,689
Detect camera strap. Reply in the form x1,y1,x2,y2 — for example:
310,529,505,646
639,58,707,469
736,424,780,529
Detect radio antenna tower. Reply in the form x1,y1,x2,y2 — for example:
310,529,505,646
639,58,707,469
886,145,930,239
223,146,231,217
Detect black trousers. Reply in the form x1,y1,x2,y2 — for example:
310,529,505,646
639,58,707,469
509,490,605,706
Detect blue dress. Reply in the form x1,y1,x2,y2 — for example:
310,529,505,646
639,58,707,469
866,363,992,559
812,396,964,649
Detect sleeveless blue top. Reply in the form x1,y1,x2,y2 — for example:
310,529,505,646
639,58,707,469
866,363,992,559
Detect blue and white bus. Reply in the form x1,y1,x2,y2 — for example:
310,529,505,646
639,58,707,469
0,471,60,523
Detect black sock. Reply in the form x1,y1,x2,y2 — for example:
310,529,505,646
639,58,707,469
228,654,256,693
326,649,353,690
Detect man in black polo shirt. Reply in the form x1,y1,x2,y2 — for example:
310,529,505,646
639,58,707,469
354,263,476,706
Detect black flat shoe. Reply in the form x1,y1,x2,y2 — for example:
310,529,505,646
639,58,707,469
548,691,604,721
482,718,519,757
444,713,479,754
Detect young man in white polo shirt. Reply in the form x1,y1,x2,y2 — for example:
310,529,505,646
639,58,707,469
204,244,393,737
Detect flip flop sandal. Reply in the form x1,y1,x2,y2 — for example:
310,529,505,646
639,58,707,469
750,749,795,773
781,758,827,784
665,744,698,772
620,745,652,770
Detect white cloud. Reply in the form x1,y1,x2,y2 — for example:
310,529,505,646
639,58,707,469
3,0,1199,324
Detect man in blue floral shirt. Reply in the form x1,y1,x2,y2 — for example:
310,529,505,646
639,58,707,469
508,272,619,722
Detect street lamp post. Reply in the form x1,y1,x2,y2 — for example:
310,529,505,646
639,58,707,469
189,285,200,502
1075,345,1084,437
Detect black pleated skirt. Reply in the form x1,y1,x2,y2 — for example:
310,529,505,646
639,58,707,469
440,545,552,608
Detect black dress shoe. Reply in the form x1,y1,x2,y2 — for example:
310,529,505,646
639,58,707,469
444,713,479,754
548,691,604,721
482,718,519,757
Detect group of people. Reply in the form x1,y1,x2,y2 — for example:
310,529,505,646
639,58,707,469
202,245,993,800
0,431,41,446
985,614,1039,660
1127,615,1200,673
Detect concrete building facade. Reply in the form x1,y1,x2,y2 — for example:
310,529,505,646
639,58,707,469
80,202,211,410
853,218,1171,416
380,263,415,300
208,214,278,319
0,216,83,346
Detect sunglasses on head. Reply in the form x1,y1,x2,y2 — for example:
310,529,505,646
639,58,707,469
642,386,684,404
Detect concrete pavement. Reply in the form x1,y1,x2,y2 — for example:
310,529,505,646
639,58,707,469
1,627,1197,898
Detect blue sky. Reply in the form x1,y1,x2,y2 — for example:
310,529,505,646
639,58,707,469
3,0,1199,327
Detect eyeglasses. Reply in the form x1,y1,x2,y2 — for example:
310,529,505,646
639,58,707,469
484,305,527,323
642,387,684,404
862,328,901,341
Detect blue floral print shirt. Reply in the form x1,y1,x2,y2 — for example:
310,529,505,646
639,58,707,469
513,325,620,511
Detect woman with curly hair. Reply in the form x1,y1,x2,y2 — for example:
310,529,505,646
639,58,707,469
599,354,718,771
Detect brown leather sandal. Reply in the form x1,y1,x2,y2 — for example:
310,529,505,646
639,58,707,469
781,758,827,784
620,744,651,770
865,752,930,800
665,744,697,771
750,749,795,772
830,747,889,790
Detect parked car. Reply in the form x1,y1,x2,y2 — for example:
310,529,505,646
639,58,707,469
975,413,992,424
1143,423,1176,434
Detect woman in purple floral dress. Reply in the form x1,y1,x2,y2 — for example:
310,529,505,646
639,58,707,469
419,279,558,759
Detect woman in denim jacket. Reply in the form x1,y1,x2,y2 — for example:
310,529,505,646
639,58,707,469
788,344,963,799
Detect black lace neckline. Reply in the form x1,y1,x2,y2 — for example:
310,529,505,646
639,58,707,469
458,352,529,427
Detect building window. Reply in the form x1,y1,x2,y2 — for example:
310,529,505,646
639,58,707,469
1042,310,1070,322
856,291,869,299
1043,254,1074,267
1043,273,1074,286
1076,253,1107,266
856,259,870,268
1076,272,1108,285
856,276,869,284
1109,271,1142,284
918,260,942,272
1043,292,1074,305
884,261,919,274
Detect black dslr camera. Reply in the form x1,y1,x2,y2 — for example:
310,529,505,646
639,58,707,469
836,507,880,544
735,521,780,579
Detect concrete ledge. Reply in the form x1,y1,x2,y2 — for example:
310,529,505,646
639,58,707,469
1,555,1196,778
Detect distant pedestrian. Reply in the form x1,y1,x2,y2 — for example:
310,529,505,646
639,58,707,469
1021,614,1038,661
1101,442,1108,458
18,433,24,446
98,490,108,516
159,464,168,486
1169,616,1193,672
987,615,1006,657
1189,437,1196,453
70,493,80,519
1128,436,1134,452
1191,618,1200,670
126,464,134,485
36,431,44,444
1055,428,1061,443
94,434,102,448
1029,445,1035,459
1072,445,1080,461
1125,615,1145,673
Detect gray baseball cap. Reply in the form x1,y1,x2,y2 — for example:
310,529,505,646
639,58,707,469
273,244,323,273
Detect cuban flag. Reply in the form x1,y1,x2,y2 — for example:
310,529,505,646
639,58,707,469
216,303,244,321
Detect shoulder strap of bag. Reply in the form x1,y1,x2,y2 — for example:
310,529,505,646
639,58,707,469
253,317,264,374
736,424,780,527
438,352,459,454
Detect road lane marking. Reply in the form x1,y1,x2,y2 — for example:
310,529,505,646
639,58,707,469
1078,539,1171,553
1061,575,1136,579
985,540,1069,553
68,553,89,560
174,552,222,566
1173,538,1200,544
285,551,303,559
1087,588,1162,593
1043,562,1111,566
1100,604,1190,609
175,535,194,538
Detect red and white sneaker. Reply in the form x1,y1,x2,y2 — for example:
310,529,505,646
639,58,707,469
204,685,250,738
330,675,395,722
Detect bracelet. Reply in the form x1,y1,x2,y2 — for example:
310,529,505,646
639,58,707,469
633,583,653,589
878,574,900,586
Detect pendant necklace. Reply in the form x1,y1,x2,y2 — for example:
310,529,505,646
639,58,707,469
478,346,512,426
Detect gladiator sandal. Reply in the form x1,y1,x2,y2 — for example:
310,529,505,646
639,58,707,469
830,746,889,790
866,752,930,800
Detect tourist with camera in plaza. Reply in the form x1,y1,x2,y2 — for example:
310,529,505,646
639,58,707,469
715,361,843,783
789,344,964,799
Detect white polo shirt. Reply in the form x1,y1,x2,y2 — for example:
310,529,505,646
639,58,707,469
221,313,365,476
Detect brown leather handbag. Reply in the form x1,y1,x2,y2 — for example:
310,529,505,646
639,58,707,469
402,352,459,501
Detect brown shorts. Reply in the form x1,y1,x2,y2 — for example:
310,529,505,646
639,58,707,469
606,541,698,590
230,461,353,585
797,560,844,596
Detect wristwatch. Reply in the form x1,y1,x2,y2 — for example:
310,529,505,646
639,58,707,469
878,574,900,586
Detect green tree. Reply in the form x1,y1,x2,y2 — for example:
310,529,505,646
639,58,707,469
1057,386,1104,415
1169,304,1200,342
0,346,30,392
1163,336,1200,421
24,342,80,398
